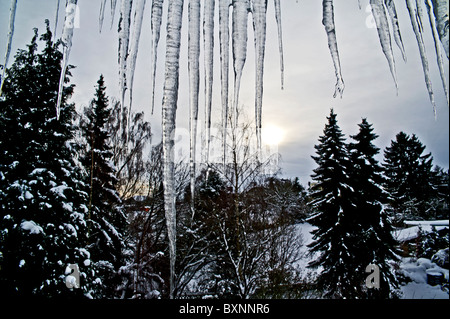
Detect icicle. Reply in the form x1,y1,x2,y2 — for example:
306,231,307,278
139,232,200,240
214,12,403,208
118,0,133,119
322,0,345,98
53,0,61,41
56,0,78,120
203,0,215,166
151,0,164,115
0,0,17,96
111,0,118,29
232,0,250,124
219,0,230,166
273,0,284,90
162,0,184,299
188,0,201,201
252,0,267,152
384,0,407,62
99,0,108,33
370,0,398,93
127,0,147,114
431,0,449,58
426,0,449,104
406,0,436,114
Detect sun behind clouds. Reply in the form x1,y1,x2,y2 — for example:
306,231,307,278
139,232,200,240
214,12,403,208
262,125,285,146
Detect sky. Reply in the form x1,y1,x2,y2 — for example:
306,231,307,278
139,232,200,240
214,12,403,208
1,0,449,185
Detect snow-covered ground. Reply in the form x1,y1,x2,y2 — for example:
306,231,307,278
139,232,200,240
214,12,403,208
294,223,449,299
399,257,448,299
294,222,321,278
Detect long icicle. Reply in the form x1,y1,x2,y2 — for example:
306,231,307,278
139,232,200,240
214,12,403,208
406,0,436,115
203,0,215,168
118,0,133,124
162,0,184,299
232,0,250,125
273,0,284,90
53,0,61,41
425,0,449,104
370,0,398,93
219,0,230,166
431,0,449,58
56,0,78,120
151,0,164,114
188,0,201,203
99,0,108,33
322,0,345,98
384,0,407,62
110,0,118,29
0,0,17,96
252,0,268,153
127,0,147,115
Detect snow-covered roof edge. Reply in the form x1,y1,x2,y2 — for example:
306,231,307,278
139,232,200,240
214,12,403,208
404,220,449,226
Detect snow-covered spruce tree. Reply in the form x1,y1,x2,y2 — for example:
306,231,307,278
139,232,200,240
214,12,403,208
0,21,91,297
347,118,400,299
307,109,359,299
383,132,437,222
430,166,449,220
79,75,126,298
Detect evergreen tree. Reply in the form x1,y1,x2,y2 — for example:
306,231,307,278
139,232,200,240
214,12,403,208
307,109,357,298
383,132,437,222
80,75,126,298
0,21,91,297
347,118,399,298
430,167,449,220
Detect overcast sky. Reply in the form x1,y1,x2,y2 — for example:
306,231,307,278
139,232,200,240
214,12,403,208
1,0,448,184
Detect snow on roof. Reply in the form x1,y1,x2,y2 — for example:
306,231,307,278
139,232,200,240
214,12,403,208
404,220,449,226
394,224,449,242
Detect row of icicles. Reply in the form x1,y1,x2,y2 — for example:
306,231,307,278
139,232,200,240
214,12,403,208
1,0,448,299
1,0,449,159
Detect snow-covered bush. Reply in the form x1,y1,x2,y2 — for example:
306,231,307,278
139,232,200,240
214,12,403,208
431,248,449,269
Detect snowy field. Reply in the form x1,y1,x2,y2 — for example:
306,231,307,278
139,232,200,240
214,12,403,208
294,223,449,299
